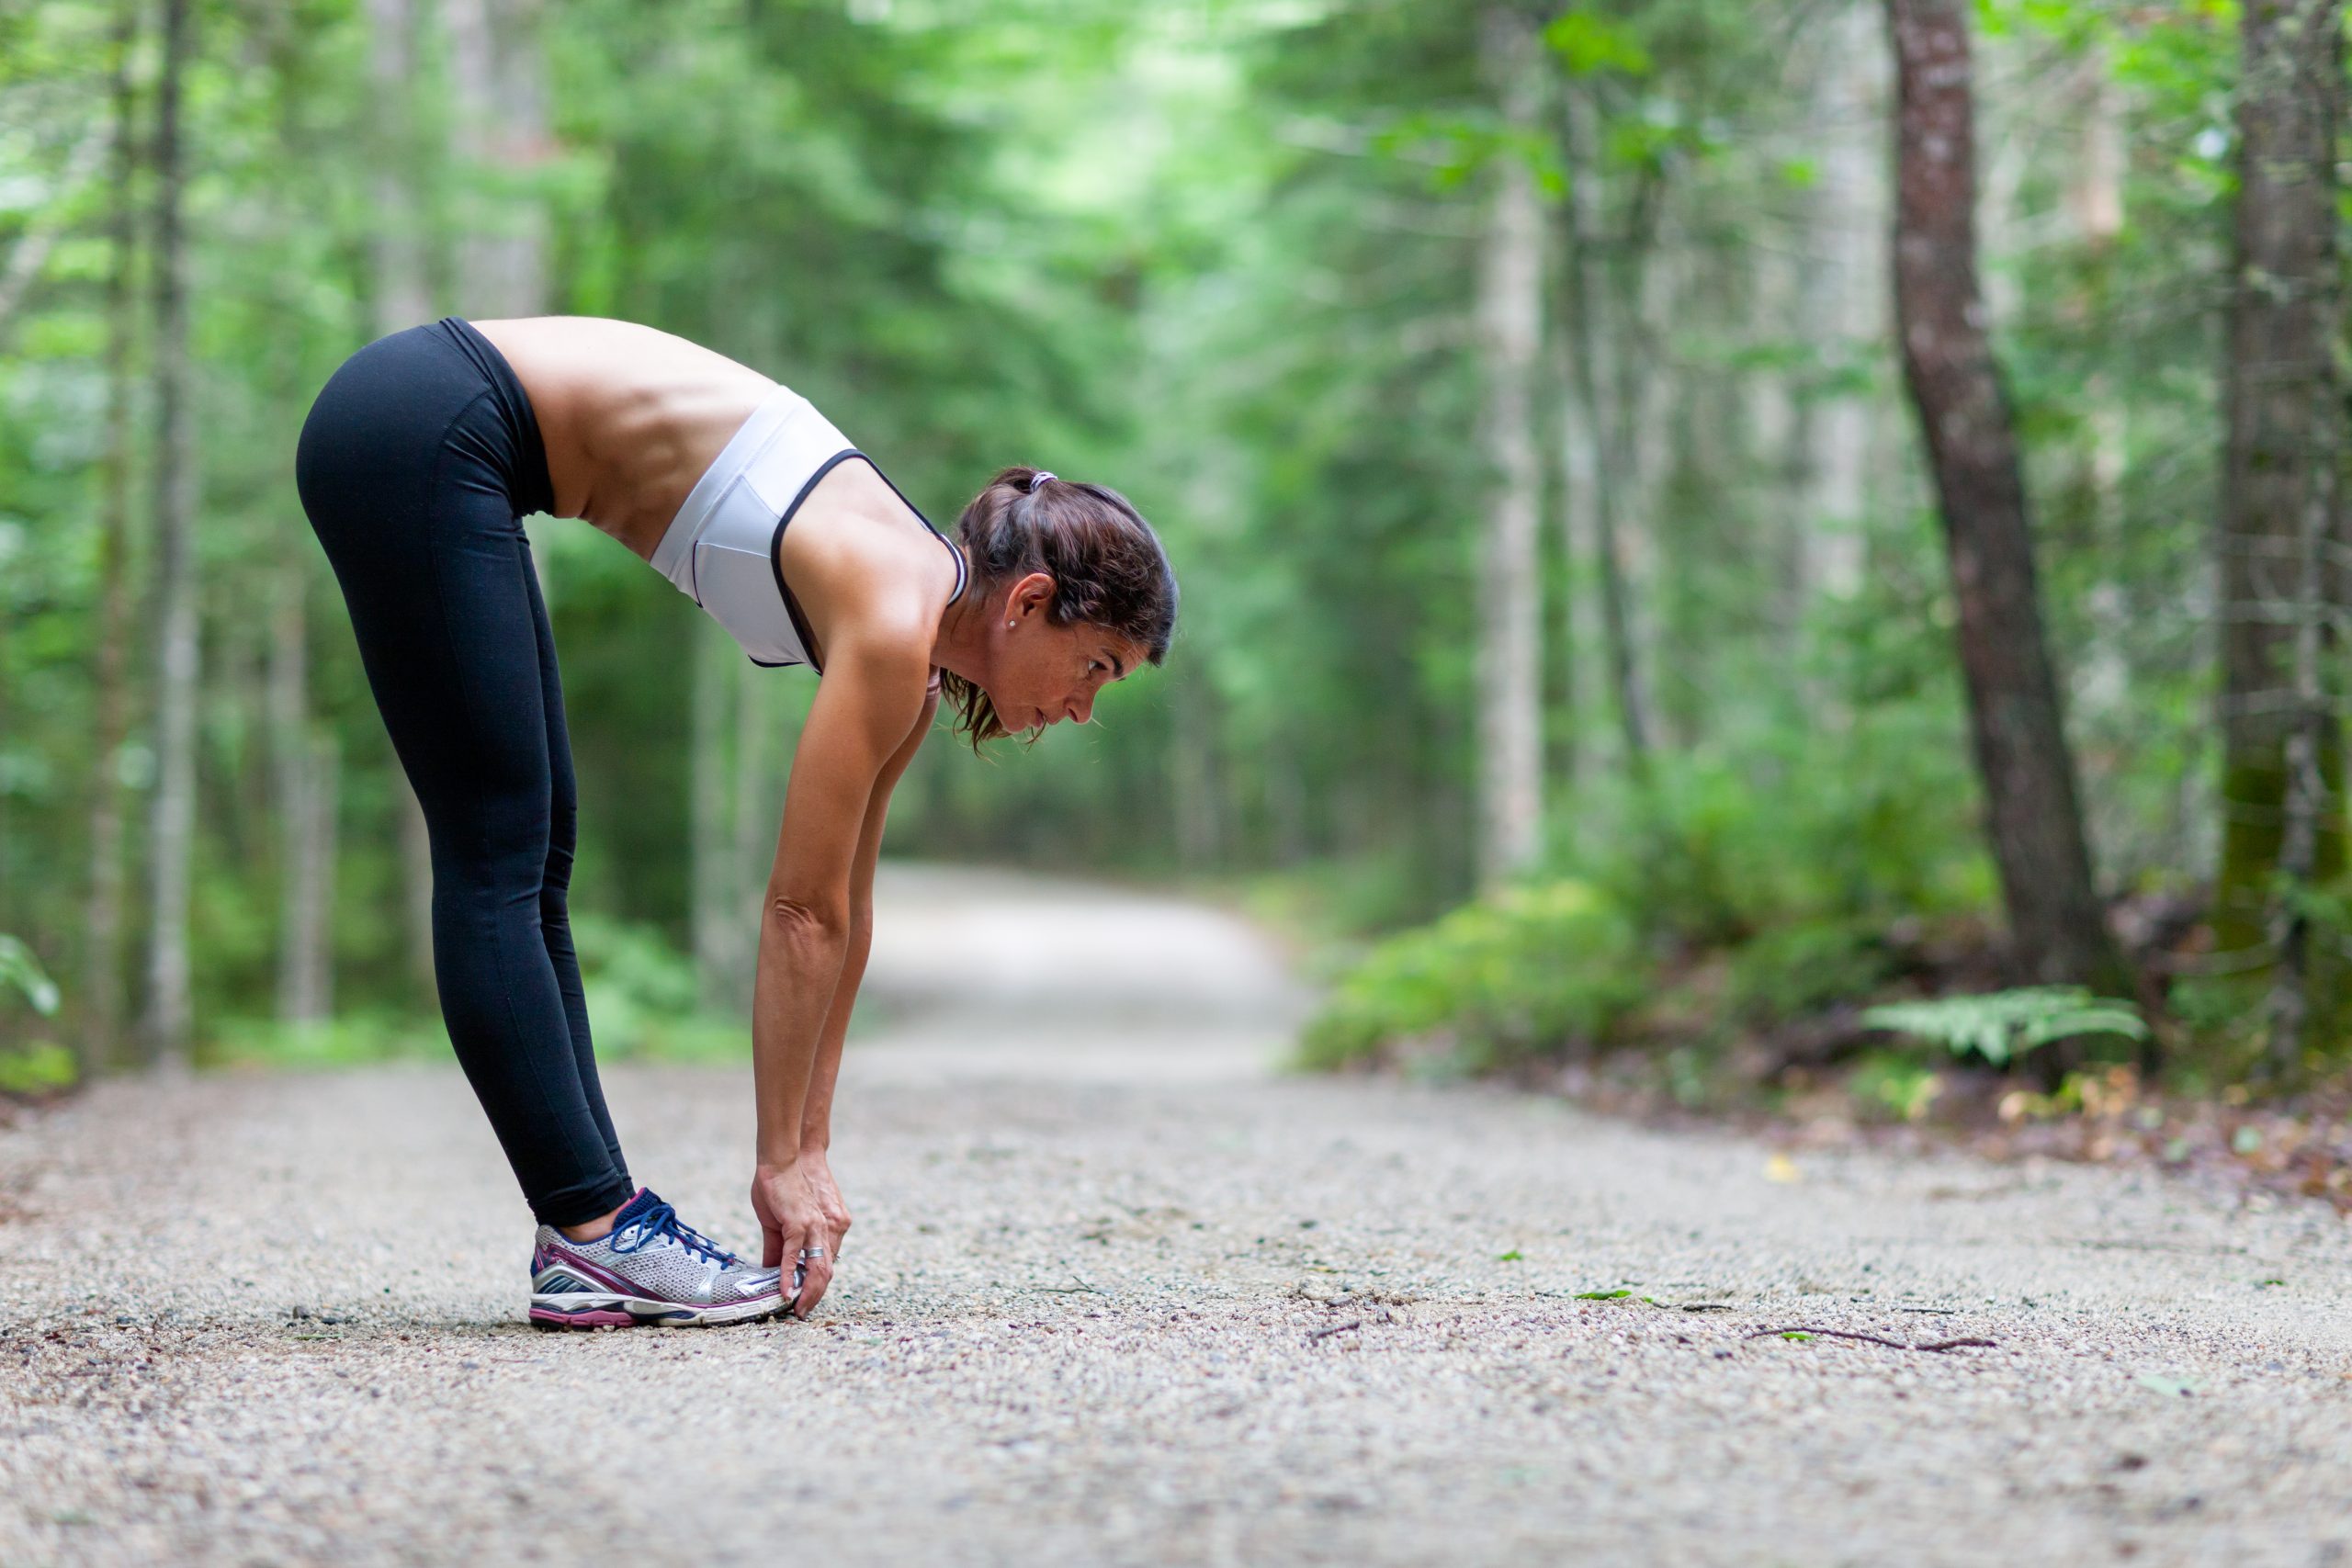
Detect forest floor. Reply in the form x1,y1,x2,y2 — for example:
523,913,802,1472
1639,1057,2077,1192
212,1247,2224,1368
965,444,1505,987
4,865,2352,1566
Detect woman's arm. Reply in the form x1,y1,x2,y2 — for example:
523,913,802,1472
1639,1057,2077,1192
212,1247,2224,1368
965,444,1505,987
749,621,932,1314
797,682,939,1161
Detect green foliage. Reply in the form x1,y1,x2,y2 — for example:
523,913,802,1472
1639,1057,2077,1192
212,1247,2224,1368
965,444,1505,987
0,1041,76,1095
1543,11,1653,78
1298,880,1646,1072
1726,921,1897,1030
207,1012,452,1071
0,0,2287,1090
0,936,60,1017
1861,987,2148,1067
1845,1051,1943,1123
571,916,743,1062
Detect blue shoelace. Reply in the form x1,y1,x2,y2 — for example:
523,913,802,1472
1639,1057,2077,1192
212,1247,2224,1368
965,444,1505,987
610,1201,739,1268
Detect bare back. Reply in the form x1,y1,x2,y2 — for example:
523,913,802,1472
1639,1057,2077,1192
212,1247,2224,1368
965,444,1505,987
470,316,778,558
471,315,960,675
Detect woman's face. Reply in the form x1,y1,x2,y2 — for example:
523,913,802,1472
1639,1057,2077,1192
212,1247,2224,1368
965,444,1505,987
986,571,1146,736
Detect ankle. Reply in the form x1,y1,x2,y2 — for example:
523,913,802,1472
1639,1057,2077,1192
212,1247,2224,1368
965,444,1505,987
558,1203,624,1244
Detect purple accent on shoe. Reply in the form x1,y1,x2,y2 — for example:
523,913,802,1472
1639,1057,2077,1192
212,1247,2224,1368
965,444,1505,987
530,1306,635,1329
537,1246,648,1300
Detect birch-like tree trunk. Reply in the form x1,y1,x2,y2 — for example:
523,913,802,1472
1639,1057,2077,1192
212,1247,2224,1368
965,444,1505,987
83,0,141,1073
2213,0,2345,1060
1473,5,1546,886
1797,0,1885,606
1884,0,2125,991
445,0,552,605
444,0,550,319
143,0,198,1068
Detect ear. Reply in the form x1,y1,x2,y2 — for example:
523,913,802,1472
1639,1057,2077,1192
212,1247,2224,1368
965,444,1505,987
1007,570,1057,621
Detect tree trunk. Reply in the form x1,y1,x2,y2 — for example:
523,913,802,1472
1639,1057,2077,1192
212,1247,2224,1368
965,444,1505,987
270,565,334,1025
445,0,552,602
1549,311,1593,794
1884,0,2126,991
364,0,440,1006
1473,6,1546,886
444,0,549,318
1171,665,1222,870
83,0,141,1074
143,0,198,1068
727,648,784,1010
1804,6,1883,604
2213,0,2345,1060
691,622,739,1014
1561,84,1651,775
366,0,432,332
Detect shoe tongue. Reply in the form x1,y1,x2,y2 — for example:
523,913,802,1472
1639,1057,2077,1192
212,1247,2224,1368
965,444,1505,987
612,1188,662,1227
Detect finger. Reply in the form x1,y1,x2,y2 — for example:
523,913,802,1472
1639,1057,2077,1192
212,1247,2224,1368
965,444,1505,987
794,1257,834,1318
760,1217,783,1270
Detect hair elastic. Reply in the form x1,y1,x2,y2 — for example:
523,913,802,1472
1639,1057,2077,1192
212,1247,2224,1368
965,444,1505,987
1030,470,1057,490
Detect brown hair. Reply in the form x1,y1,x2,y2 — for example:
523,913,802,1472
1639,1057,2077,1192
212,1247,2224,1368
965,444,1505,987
939,466,1178,747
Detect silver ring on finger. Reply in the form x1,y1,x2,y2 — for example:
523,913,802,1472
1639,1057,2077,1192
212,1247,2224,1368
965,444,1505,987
797,1247,828,1260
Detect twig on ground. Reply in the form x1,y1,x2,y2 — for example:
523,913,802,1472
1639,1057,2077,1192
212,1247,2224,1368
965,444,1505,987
1308,1319,1363,1342
1742,1326,1997,1352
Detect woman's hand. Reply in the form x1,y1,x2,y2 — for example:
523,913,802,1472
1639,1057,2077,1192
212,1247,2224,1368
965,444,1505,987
797,1146,854,1262
752,1160,837,1317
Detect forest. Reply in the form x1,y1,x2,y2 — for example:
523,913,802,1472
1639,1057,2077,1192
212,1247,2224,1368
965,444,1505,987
1,0,2346,1118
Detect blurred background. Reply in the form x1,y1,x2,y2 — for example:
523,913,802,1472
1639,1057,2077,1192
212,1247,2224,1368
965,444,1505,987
0,0,2341,1105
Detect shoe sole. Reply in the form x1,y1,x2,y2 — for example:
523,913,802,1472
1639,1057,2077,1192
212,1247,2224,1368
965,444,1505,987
528,1293,789,1330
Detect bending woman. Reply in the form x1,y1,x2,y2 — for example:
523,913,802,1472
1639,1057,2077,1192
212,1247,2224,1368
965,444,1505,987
295,316,1176,1328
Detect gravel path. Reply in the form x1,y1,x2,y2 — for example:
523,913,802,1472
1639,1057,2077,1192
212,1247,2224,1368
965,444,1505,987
5,865,2352,1566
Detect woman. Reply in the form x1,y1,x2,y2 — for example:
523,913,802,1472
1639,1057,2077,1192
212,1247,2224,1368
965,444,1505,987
295,316,1177,1328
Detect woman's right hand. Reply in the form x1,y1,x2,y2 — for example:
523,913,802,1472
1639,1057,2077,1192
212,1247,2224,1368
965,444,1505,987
751,1161,834,1316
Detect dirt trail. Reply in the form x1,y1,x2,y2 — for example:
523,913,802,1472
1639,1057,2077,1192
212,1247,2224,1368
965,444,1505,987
3,864,2350,1566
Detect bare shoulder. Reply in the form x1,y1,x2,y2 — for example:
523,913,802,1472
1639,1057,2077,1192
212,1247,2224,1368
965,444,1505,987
783,461,959,671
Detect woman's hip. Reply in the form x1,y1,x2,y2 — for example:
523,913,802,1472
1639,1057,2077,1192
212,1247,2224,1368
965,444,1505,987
296,317,554,542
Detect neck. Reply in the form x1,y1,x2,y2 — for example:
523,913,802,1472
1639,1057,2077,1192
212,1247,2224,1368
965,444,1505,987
930,577,991,685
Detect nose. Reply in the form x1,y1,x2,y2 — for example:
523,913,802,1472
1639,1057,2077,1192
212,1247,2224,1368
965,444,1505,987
1069,690,1096,726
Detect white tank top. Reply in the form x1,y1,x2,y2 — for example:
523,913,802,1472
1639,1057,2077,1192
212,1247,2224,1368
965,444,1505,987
647,383,967,671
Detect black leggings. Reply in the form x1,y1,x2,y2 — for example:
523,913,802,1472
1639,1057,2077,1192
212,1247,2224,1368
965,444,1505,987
296,318,632,1227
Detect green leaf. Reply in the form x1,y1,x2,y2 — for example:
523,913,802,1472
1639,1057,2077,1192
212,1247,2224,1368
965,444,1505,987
1543,11,1654,77
1574,1288,1632,1300
1861,988,2146,1066
1497,1249,1523,1262
0,936,58,1017
2136,1373,2199,1397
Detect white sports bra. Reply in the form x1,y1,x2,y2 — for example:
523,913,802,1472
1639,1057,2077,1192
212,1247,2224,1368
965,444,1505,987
647,383,967,671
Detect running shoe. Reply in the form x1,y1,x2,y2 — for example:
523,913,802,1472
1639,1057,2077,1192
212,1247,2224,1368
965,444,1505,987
528,1187,794,1329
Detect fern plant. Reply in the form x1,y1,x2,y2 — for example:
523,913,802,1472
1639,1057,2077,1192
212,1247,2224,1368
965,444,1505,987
0,935,58,1017
1860,987,2145,1066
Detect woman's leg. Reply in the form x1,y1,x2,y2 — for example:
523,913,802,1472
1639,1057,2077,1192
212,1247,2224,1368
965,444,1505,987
297,328,634,1229
521,542,629,1190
